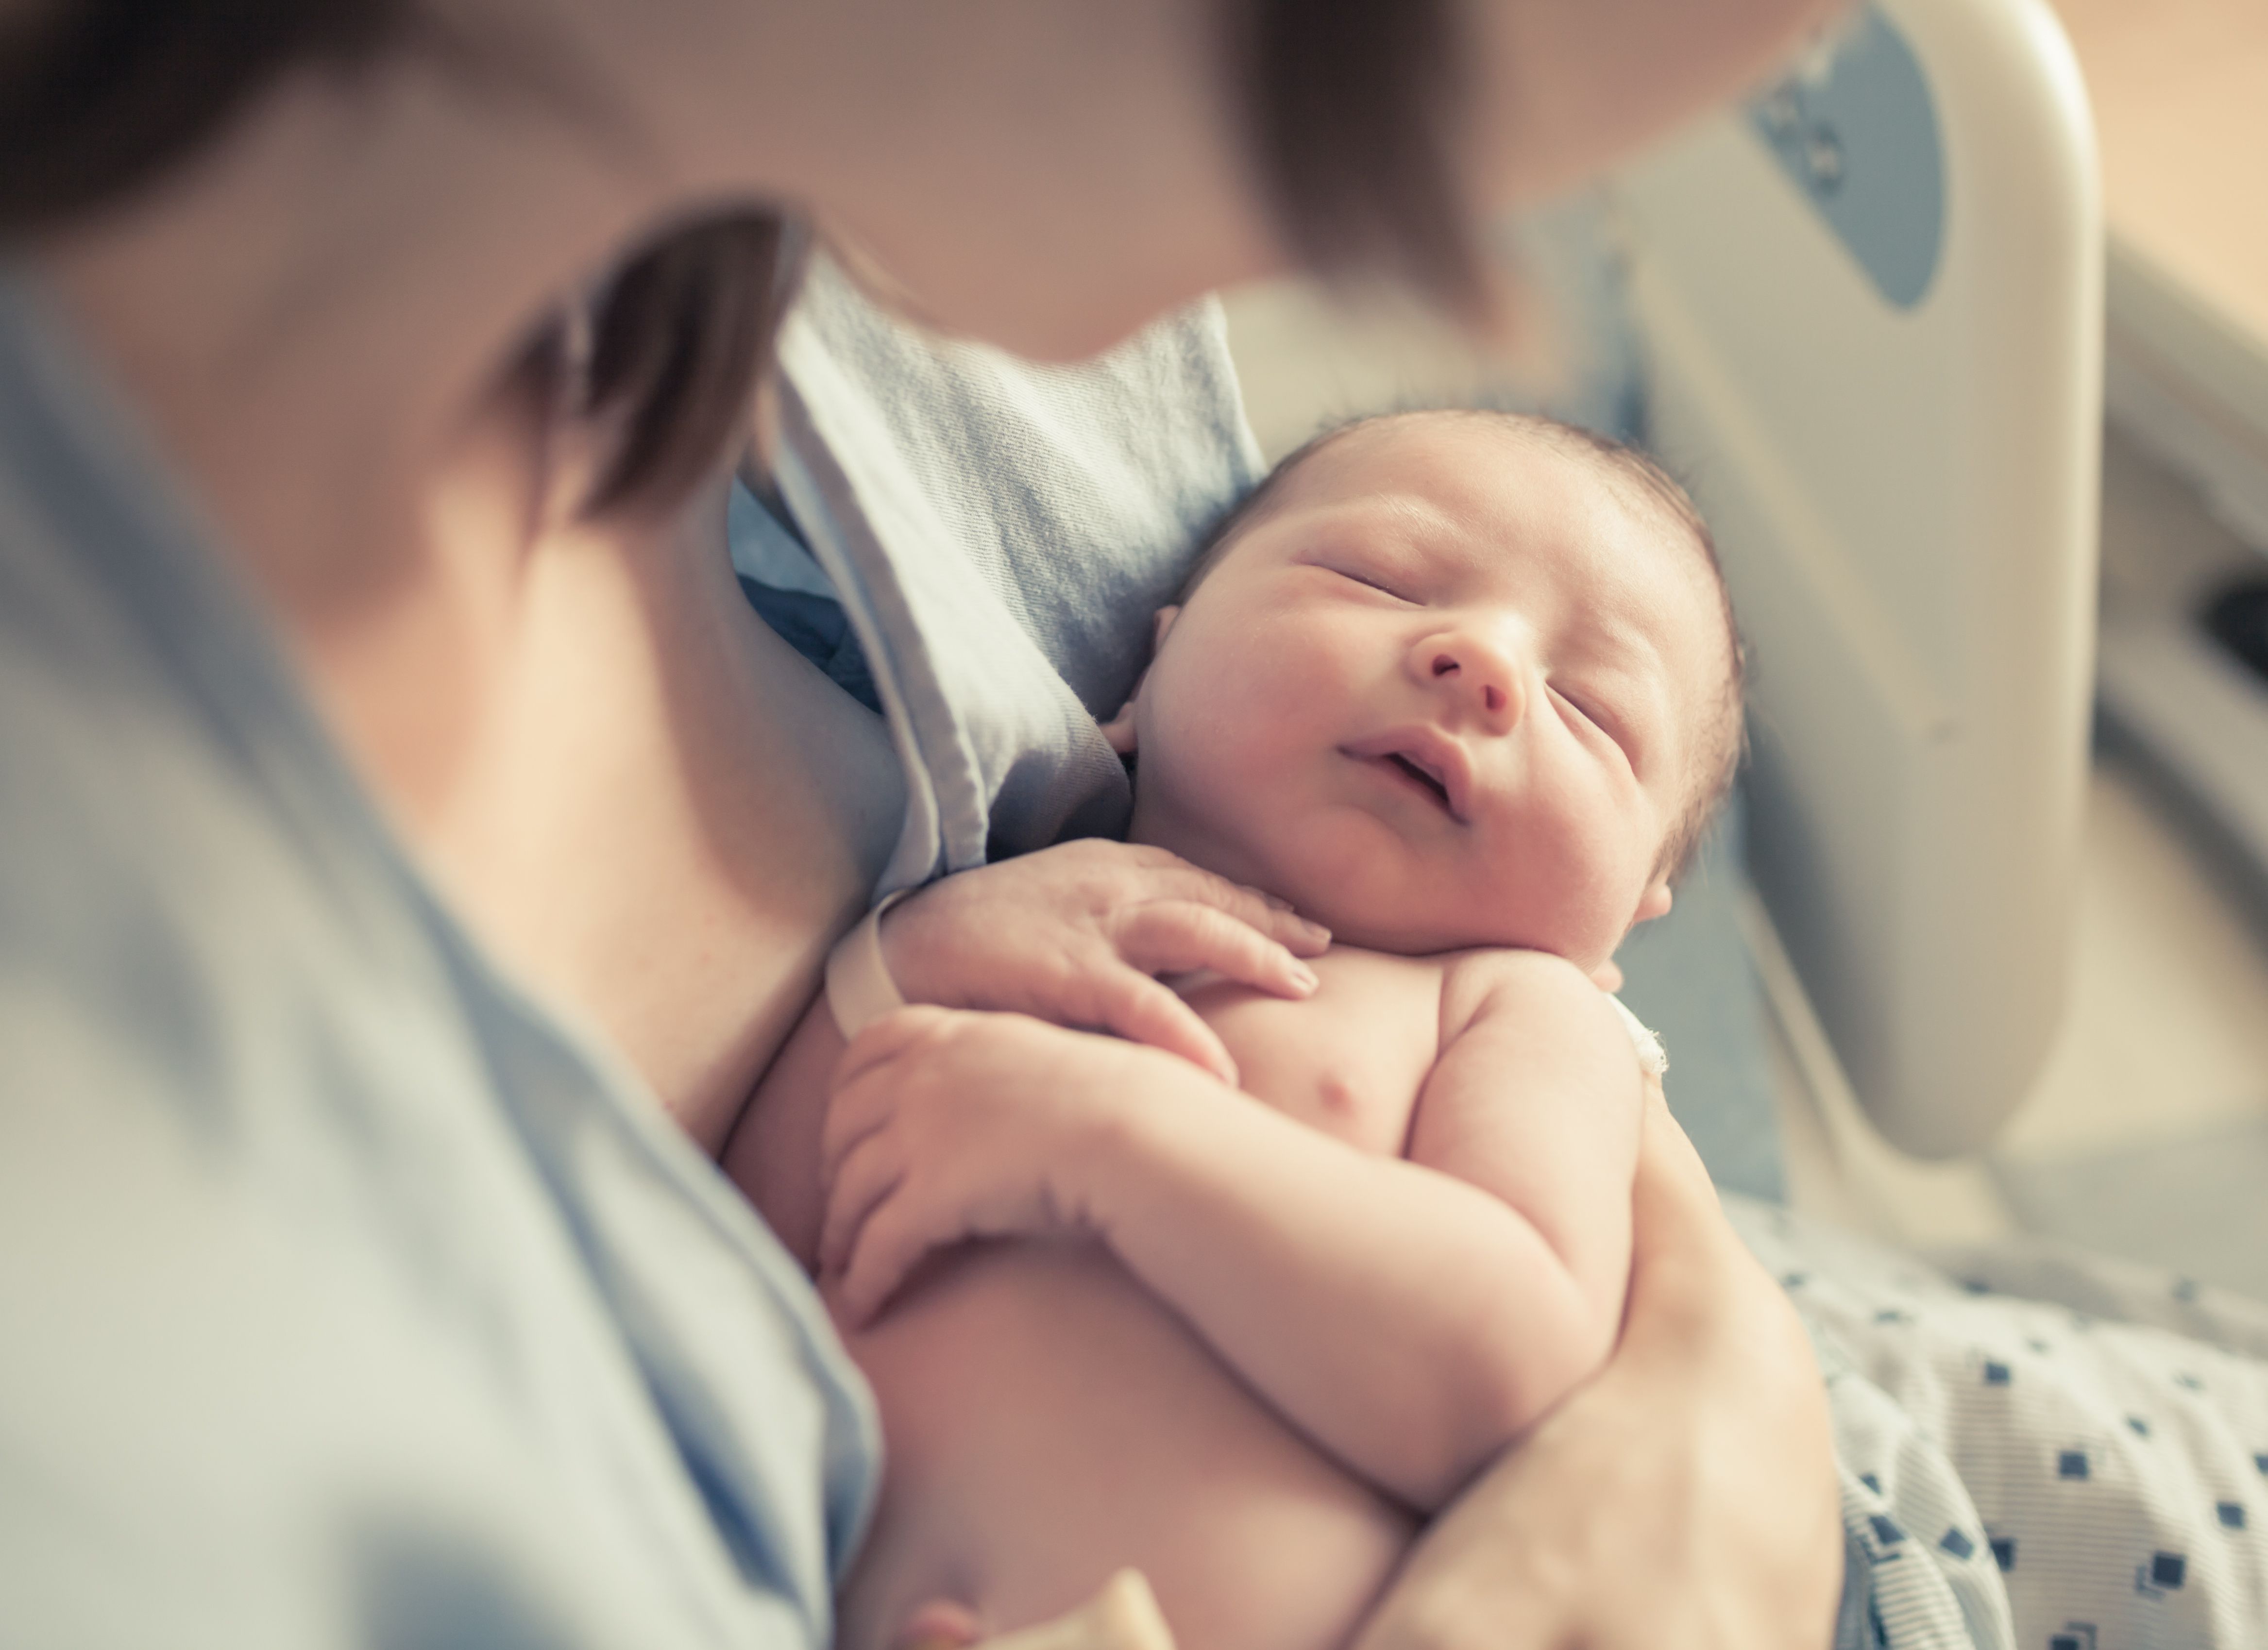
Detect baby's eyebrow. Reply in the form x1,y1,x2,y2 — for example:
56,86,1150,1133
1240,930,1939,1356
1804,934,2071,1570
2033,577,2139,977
1569,611,1666,676
1293,502,1438,565
1346,493,1467,557
1570,632,1676,755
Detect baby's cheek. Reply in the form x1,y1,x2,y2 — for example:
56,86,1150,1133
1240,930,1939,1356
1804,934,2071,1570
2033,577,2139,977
1503,800,1635,960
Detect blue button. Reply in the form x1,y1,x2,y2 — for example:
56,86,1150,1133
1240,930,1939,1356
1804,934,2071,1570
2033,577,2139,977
1746,4,1944,309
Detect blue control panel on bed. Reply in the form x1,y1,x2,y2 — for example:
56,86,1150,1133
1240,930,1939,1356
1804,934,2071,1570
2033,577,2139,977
1747,3,1945,310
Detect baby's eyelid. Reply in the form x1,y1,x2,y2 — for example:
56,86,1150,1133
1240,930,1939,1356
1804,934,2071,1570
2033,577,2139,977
1303,553,1413,599
1336,566,1409,599
1556,684,1638,763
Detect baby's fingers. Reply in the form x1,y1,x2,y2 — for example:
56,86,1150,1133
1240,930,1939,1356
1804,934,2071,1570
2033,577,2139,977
817,1131,904,1282
1089,967,1240,1085
1112,900,1321,1001
833,1196,939,1327
1154,864,1332,959
832,1005,959,1094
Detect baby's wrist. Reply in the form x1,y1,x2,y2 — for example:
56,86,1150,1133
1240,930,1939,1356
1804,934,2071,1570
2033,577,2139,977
1066,1047,1217,1239
825,890,914,1038
870,885,988,1011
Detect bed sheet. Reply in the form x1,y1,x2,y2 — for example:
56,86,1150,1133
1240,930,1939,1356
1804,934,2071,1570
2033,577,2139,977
1732,1200,2268,1649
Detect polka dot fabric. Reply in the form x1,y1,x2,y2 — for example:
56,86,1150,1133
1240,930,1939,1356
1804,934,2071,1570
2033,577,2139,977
1726,1199,2268,1650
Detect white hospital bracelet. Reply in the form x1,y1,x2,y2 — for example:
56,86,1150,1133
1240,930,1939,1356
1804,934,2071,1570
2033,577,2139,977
826,888,912,1039
1608,994,1669,1079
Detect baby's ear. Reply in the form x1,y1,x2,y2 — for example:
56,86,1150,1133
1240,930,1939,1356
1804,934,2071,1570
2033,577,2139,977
1099,698,1140,755
1100,606,1182,756
1634,880,1673,926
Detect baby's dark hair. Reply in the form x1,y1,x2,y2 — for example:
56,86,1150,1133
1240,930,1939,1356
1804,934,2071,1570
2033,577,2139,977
1180,408,1745,883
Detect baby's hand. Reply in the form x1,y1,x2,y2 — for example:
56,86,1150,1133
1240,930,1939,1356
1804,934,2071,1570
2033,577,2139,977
818,1007,1176,1324
878,840,1328,1086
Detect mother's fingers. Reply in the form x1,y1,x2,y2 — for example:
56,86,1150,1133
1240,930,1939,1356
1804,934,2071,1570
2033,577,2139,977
1625,1083,1730,1277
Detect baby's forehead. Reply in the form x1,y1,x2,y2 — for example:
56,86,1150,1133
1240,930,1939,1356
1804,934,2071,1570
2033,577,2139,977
1269,414,1711,612
1264,412,1646,539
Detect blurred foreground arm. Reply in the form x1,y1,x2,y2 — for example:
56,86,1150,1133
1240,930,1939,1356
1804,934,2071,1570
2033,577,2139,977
1349,1085,1842,1650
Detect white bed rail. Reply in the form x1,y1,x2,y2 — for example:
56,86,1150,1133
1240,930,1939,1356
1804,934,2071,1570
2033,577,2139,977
1610,0,2102,1156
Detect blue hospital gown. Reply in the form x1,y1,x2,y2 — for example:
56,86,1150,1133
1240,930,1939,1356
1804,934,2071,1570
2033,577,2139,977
0,269,878,1647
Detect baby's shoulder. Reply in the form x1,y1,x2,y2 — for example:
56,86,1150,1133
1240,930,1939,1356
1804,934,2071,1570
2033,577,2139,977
1431,947,1620,1041
1305,943,1601,1029
1305,942,1457,991
1430,943,1595,995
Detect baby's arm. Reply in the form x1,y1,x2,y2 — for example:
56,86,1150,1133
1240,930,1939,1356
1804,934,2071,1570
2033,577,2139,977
723,839,1328,1257
820,951,1643,1510
1404,949,1642,1368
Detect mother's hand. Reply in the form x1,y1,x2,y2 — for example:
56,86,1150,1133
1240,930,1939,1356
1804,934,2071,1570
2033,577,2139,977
876,840,1330,1085
1350,1086,1843,1650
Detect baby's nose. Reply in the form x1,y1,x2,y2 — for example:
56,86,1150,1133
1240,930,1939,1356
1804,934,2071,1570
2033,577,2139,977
1417,626,1524,730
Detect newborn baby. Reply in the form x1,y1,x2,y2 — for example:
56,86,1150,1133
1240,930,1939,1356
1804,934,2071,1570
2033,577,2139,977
727,409,1743,1650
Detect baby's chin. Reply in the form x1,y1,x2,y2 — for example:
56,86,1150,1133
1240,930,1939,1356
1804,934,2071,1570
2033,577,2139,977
1128,814,1619,967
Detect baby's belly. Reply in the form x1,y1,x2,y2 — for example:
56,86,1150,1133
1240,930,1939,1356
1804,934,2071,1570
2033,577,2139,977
835,1242,1416,1650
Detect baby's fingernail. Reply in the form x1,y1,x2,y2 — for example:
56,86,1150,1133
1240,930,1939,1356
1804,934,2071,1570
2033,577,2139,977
1291,963,1320,993
1261,892,1295,912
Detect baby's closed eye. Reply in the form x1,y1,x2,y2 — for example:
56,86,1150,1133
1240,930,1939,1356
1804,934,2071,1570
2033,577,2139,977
1549,683,1635,763
1324,562,1417,602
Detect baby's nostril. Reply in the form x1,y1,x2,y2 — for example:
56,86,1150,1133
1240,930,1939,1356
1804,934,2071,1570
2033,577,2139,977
1484,685,1504,713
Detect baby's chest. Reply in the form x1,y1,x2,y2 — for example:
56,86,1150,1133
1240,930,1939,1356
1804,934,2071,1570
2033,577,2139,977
1172,950,1446,1156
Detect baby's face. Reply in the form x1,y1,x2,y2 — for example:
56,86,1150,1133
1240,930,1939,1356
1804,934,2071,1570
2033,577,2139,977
1121,417,1727,969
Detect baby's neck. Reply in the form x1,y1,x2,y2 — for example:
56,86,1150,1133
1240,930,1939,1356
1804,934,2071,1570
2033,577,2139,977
1122,812,1608,975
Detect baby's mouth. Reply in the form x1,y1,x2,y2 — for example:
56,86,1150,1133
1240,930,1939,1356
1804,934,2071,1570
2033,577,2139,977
1354,748,1462,821
1345,729,1473,822
1387,752,1454,812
